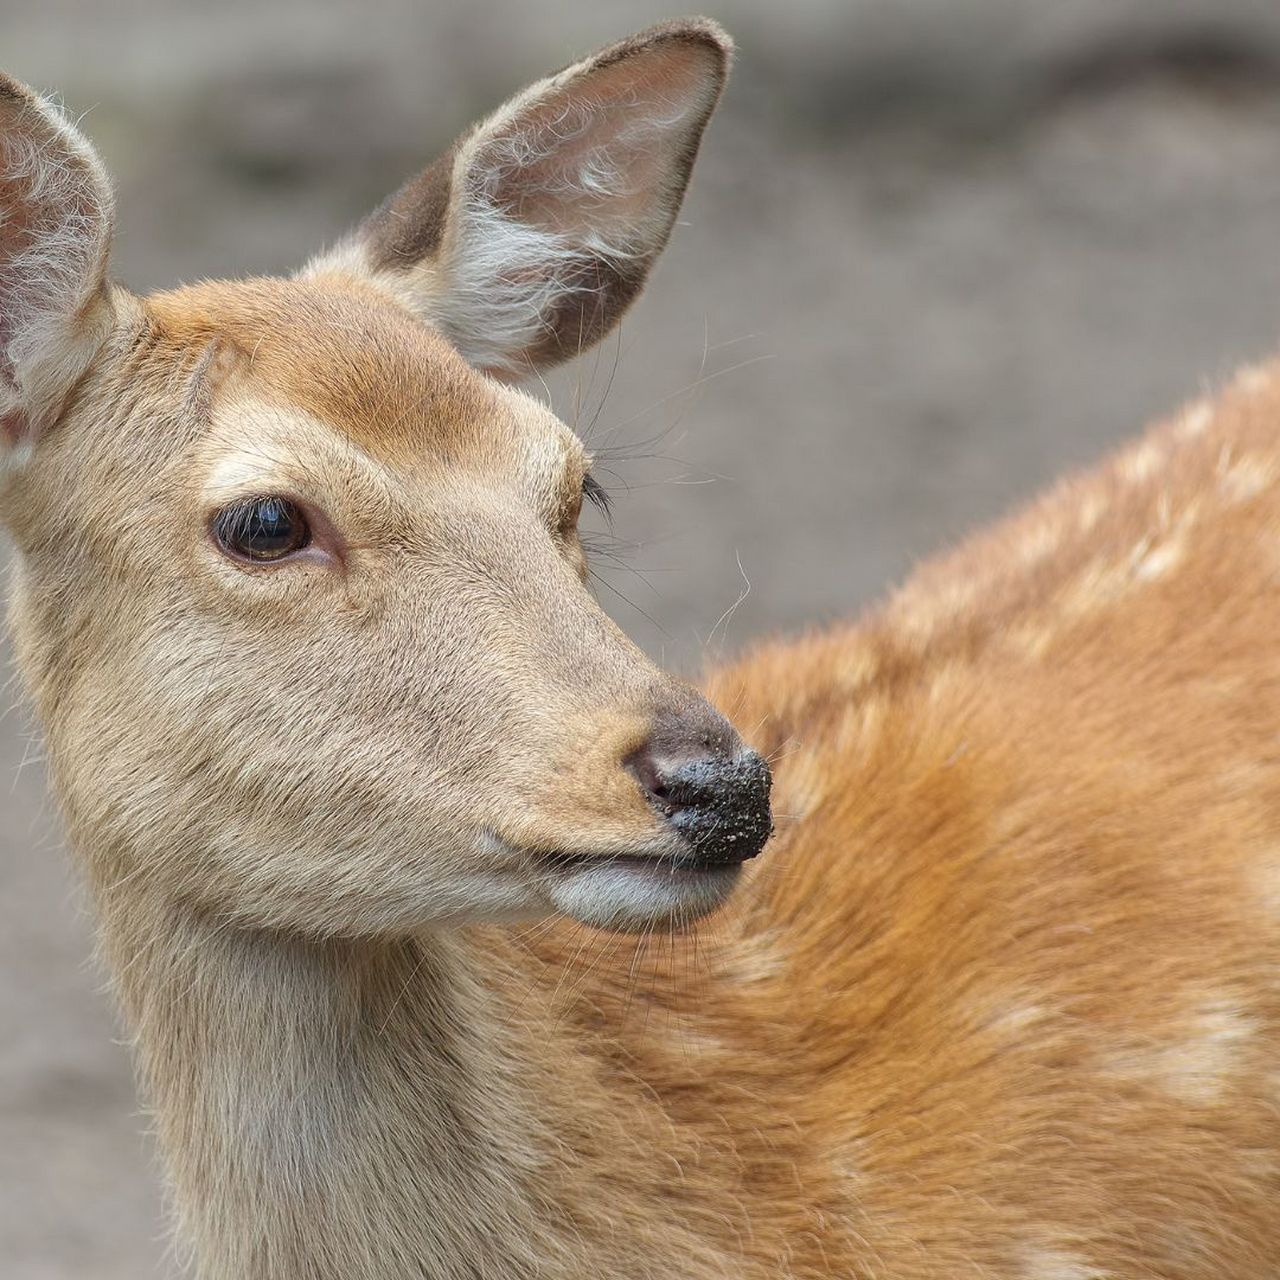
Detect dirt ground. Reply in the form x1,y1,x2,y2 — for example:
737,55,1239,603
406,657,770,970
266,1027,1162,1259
5,1,1280,1274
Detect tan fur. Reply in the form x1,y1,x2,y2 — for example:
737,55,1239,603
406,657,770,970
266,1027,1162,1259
5,19,1280,1280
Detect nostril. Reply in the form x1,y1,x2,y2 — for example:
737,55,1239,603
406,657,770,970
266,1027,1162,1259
627,743,721,816
627,750,694,821
626,736,774,867
627,746,674,809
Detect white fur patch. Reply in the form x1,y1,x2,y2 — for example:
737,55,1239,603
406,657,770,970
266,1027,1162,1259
1131,533,1185,581
1176,399,1213,440
1157,1003,1257,1105
981,1001,1049,1037
1103,998,1257,1106
1060,501,1198,614
1119,439,1164,484
546,859,740,932
1075,489,1107,533
1021,1246,1106,1280
1218,454,1274,505
427,194,622,376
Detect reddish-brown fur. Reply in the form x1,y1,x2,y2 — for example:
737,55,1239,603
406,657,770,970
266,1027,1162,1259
708,370,1280,1272
502,367,1280,1278
3,19,1279,1280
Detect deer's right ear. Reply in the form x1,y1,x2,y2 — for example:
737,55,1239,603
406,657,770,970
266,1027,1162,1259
0,76,115,466
305,19,731,379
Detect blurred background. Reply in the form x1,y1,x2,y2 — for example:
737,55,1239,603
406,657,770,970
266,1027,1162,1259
5,0,1280,1274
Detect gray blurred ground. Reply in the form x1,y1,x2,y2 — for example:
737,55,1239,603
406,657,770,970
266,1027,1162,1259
5,1,1280,1275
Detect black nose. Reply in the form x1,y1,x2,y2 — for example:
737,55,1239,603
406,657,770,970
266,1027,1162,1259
628,711,773,867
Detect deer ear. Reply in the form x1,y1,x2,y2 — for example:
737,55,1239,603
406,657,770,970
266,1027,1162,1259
0,75,115,463
307,19,731,378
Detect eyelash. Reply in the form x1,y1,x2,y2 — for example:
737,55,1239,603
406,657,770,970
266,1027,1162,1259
582,473,612,518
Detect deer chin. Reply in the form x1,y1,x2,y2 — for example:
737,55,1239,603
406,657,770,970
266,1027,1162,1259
479,830,741,931
544,855,743,932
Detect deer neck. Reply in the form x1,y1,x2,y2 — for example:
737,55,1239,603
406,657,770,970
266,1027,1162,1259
94,890,573,1280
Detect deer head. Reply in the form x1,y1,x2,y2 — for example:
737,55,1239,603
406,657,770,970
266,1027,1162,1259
0,19,771,939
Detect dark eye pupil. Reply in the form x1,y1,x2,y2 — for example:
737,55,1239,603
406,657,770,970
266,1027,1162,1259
215,497,309,562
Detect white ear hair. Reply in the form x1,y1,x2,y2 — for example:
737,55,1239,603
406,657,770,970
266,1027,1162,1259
307,20,731,378
0,76,115,461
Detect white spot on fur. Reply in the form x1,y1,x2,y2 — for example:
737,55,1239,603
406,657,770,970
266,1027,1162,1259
1219,454,1274,505
1075,489,1107,534
1022,1246,1106,1280
1159,1003,1255,1104
1105,998,1256,1105
1060,501,1198,614
982,1001,1049,1037
1176,399,1213,440
1131,532,1184,581
1120,439,1165,485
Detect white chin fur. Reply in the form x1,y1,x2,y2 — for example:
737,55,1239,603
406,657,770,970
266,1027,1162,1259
546,861,741,932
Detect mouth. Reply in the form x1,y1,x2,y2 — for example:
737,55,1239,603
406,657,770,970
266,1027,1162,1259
539,849,744,932
544,848,742,875
482,741,772,932
473,835,746,932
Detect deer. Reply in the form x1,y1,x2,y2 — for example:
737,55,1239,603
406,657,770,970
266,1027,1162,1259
3,14,1280,1279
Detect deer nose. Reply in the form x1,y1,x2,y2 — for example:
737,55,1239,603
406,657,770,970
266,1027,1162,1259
627,712,773,868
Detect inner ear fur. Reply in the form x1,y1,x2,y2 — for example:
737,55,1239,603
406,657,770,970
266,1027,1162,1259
306,19,732,379
0,74,115,450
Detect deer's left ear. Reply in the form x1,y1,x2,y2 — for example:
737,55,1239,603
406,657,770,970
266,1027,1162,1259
0,75,115,459
306,19,731,378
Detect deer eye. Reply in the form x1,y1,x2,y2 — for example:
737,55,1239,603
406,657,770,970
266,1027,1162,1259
212,497,311,563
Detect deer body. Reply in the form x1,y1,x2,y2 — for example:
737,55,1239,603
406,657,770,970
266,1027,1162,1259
3,19,1280,1280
